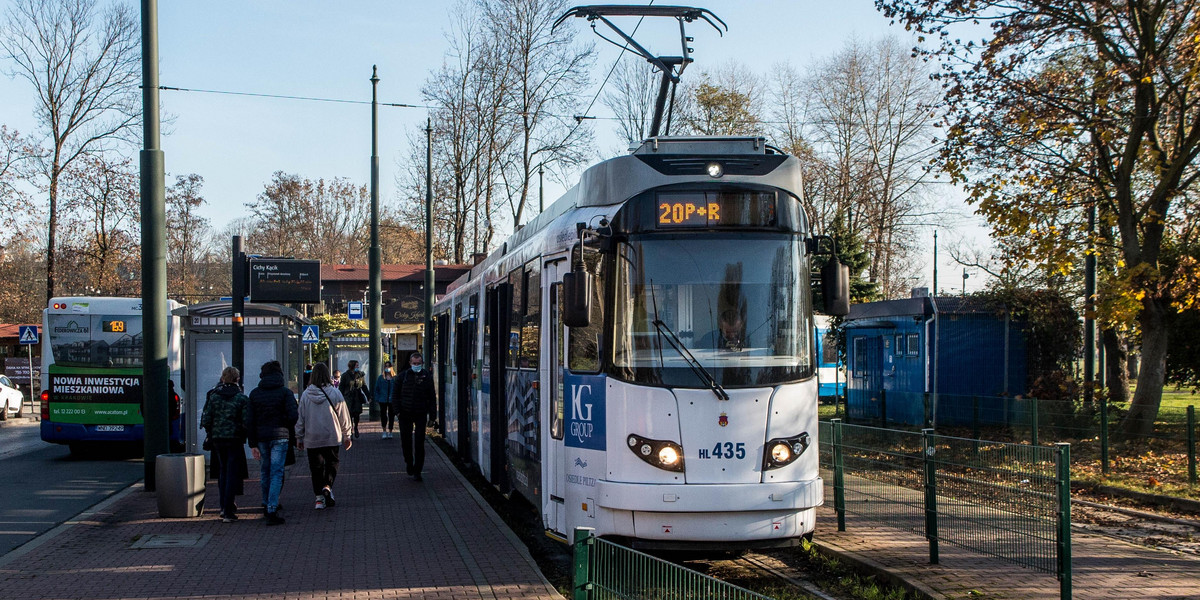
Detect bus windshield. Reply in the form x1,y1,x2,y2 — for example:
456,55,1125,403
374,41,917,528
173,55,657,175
612,233,813,388
47,314,144,368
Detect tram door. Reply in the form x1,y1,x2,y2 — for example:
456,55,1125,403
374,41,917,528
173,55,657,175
455,306,475,463
543,261,568,538
486,283,511,491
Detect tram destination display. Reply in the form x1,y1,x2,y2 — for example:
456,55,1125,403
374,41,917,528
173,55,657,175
655,191,777,228
249,258,322,304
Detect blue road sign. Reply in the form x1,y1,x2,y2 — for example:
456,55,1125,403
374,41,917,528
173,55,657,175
301,325,320,344
348,301,364,320
18,325,38,344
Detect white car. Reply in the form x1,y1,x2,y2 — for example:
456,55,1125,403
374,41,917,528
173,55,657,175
0,375,25,419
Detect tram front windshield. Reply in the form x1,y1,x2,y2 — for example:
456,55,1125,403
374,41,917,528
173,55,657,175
613,234,812,388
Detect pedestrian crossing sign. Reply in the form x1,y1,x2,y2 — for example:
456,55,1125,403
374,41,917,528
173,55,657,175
18,325,38,345
301,325,319,344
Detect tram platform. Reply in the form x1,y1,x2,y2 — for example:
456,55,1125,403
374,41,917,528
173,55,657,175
0,420,563,600
811,505,1200,599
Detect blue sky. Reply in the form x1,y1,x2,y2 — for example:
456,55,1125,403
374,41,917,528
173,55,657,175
1,0,989,292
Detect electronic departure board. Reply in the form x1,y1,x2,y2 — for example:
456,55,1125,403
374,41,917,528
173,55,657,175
656,191,777,228
102,320,126,333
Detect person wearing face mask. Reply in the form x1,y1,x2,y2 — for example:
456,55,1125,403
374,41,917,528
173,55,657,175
392,351,437,481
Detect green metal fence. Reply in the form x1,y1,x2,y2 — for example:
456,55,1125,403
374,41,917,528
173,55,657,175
571,528,775,600
838,389,1198,488
820,419,1073,600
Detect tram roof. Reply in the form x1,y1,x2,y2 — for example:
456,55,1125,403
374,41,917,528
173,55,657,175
445,136,801,295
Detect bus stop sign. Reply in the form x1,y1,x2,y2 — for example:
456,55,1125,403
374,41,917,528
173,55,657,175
348,302,364,320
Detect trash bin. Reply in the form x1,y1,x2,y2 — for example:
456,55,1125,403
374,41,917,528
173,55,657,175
156,453,206,518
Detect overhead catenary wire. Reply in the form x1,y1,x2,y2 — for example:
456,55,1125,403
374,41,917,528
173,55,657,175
154,85,433,109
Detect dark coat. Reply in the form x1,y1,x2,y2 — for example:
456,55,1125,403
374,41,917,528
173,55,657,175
245,372,298,446
338,369,370,416
201,383,248,441
393,367,436,416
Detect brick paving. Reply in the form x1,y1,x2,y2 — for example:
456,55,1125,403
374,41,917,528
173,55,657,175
0,420,562,600
813,504,1200,599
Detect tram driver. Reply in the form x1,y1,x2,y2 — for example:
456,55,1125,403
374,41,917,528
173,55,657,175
698,309,746,352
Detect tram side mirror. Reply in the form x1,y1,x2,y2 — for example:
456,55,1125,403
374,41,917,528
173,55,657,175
821,260,850,316
563,268,592,328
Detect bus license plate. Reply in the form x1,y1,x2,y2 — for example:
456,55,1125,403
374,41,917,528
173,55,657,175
96,425,125,432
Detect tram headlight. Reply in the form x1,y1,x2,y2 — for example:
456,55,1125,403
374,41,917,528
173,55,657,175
627,434,685,473
763,432,810,471
706,161,724,178
770,442,792,464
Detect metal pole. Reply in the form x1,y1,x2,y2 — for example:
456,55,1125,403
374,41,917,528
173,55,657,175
424,119,435,365
572,527,595,600
140,0,169,491
538,163,544,213
831,419,845,531
369,66,382,384
1188,406,1196,485
1085,204,1096,406
932,230,938,295
232,236,245,384
923,428,939,564
1056,443,1073,600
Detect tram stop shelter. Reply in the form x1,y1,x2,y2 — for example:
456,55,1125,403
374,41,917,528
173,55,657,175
174,301,309,453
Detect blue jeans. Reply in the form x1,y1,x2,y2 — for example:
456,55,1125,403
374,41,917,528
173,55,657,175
258,439,288,513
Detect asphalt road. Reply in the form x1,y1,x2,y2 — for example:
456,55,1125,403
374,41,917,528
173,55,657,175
0,420,143,556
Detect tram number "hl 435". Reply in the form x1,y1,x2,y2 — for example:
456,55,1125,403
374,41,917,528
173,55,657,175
699,442,746,460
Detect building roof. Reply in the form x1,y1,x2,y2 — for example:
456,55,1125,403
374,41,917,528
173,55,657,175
320,264,471,283
847,295,1004,322
0,324,39,341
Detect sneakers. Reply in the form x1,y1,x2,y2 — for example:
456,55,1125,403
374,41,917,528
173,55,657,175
221,514,238,523
265,511,285,526
322,486,336,507
314,495,326,510
382,432,391,439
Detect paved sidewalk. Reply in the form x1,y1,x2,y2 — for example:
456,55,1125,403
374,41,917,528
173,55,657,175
0,420,563,600
813,505,1200,599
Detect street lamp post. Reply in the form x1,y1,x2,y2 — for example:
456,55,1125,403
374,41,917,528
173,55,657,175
369,67,382,383
961,269,970,297
424,119,434,362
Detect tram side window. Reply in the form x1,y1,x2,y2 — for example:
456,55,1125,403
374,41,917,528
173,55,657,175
521,264,541,369
508,271,523,369
568,245,606,373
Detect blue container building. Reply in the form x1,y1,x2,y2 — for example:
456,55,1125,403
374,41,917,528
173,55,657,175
844,294,1027,427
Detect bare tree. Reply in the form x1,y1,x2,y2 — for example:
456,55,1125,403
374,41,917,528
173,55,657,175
675,62,765,136
481,0,595,227
603,58,659,148
1,0,140,303
166,174,213,300
804,38,940,299
56,153,140,296
245,172,371,265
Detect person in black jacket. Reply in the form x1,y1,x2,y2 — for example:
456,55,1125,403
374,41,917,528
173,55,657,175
245,360,298,525
338,360,370,439
392,351,436,481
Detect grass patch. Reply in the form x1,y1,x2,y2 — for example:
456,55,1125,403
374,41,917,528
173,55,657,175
775,539,920,600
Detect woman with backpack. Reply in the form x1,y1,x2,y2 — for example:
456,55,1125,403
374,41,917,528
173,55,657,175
296,363,353,510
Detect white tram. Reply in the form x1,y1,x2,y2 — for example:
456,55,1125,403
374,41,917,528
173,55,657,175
433,136,849,549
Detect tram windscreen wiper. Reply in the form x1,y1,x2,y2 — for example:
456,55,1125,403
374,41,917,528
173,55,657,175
650,316,730,401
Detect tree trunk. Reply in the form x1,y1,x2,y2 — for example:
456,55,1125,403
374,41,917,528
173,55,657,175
45,162,60,304
1119,297,1168,437
1101,327,1129,406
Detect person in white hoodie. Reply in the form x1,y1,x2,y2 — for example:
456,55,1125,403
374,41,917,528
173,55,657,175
296,362,353,510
